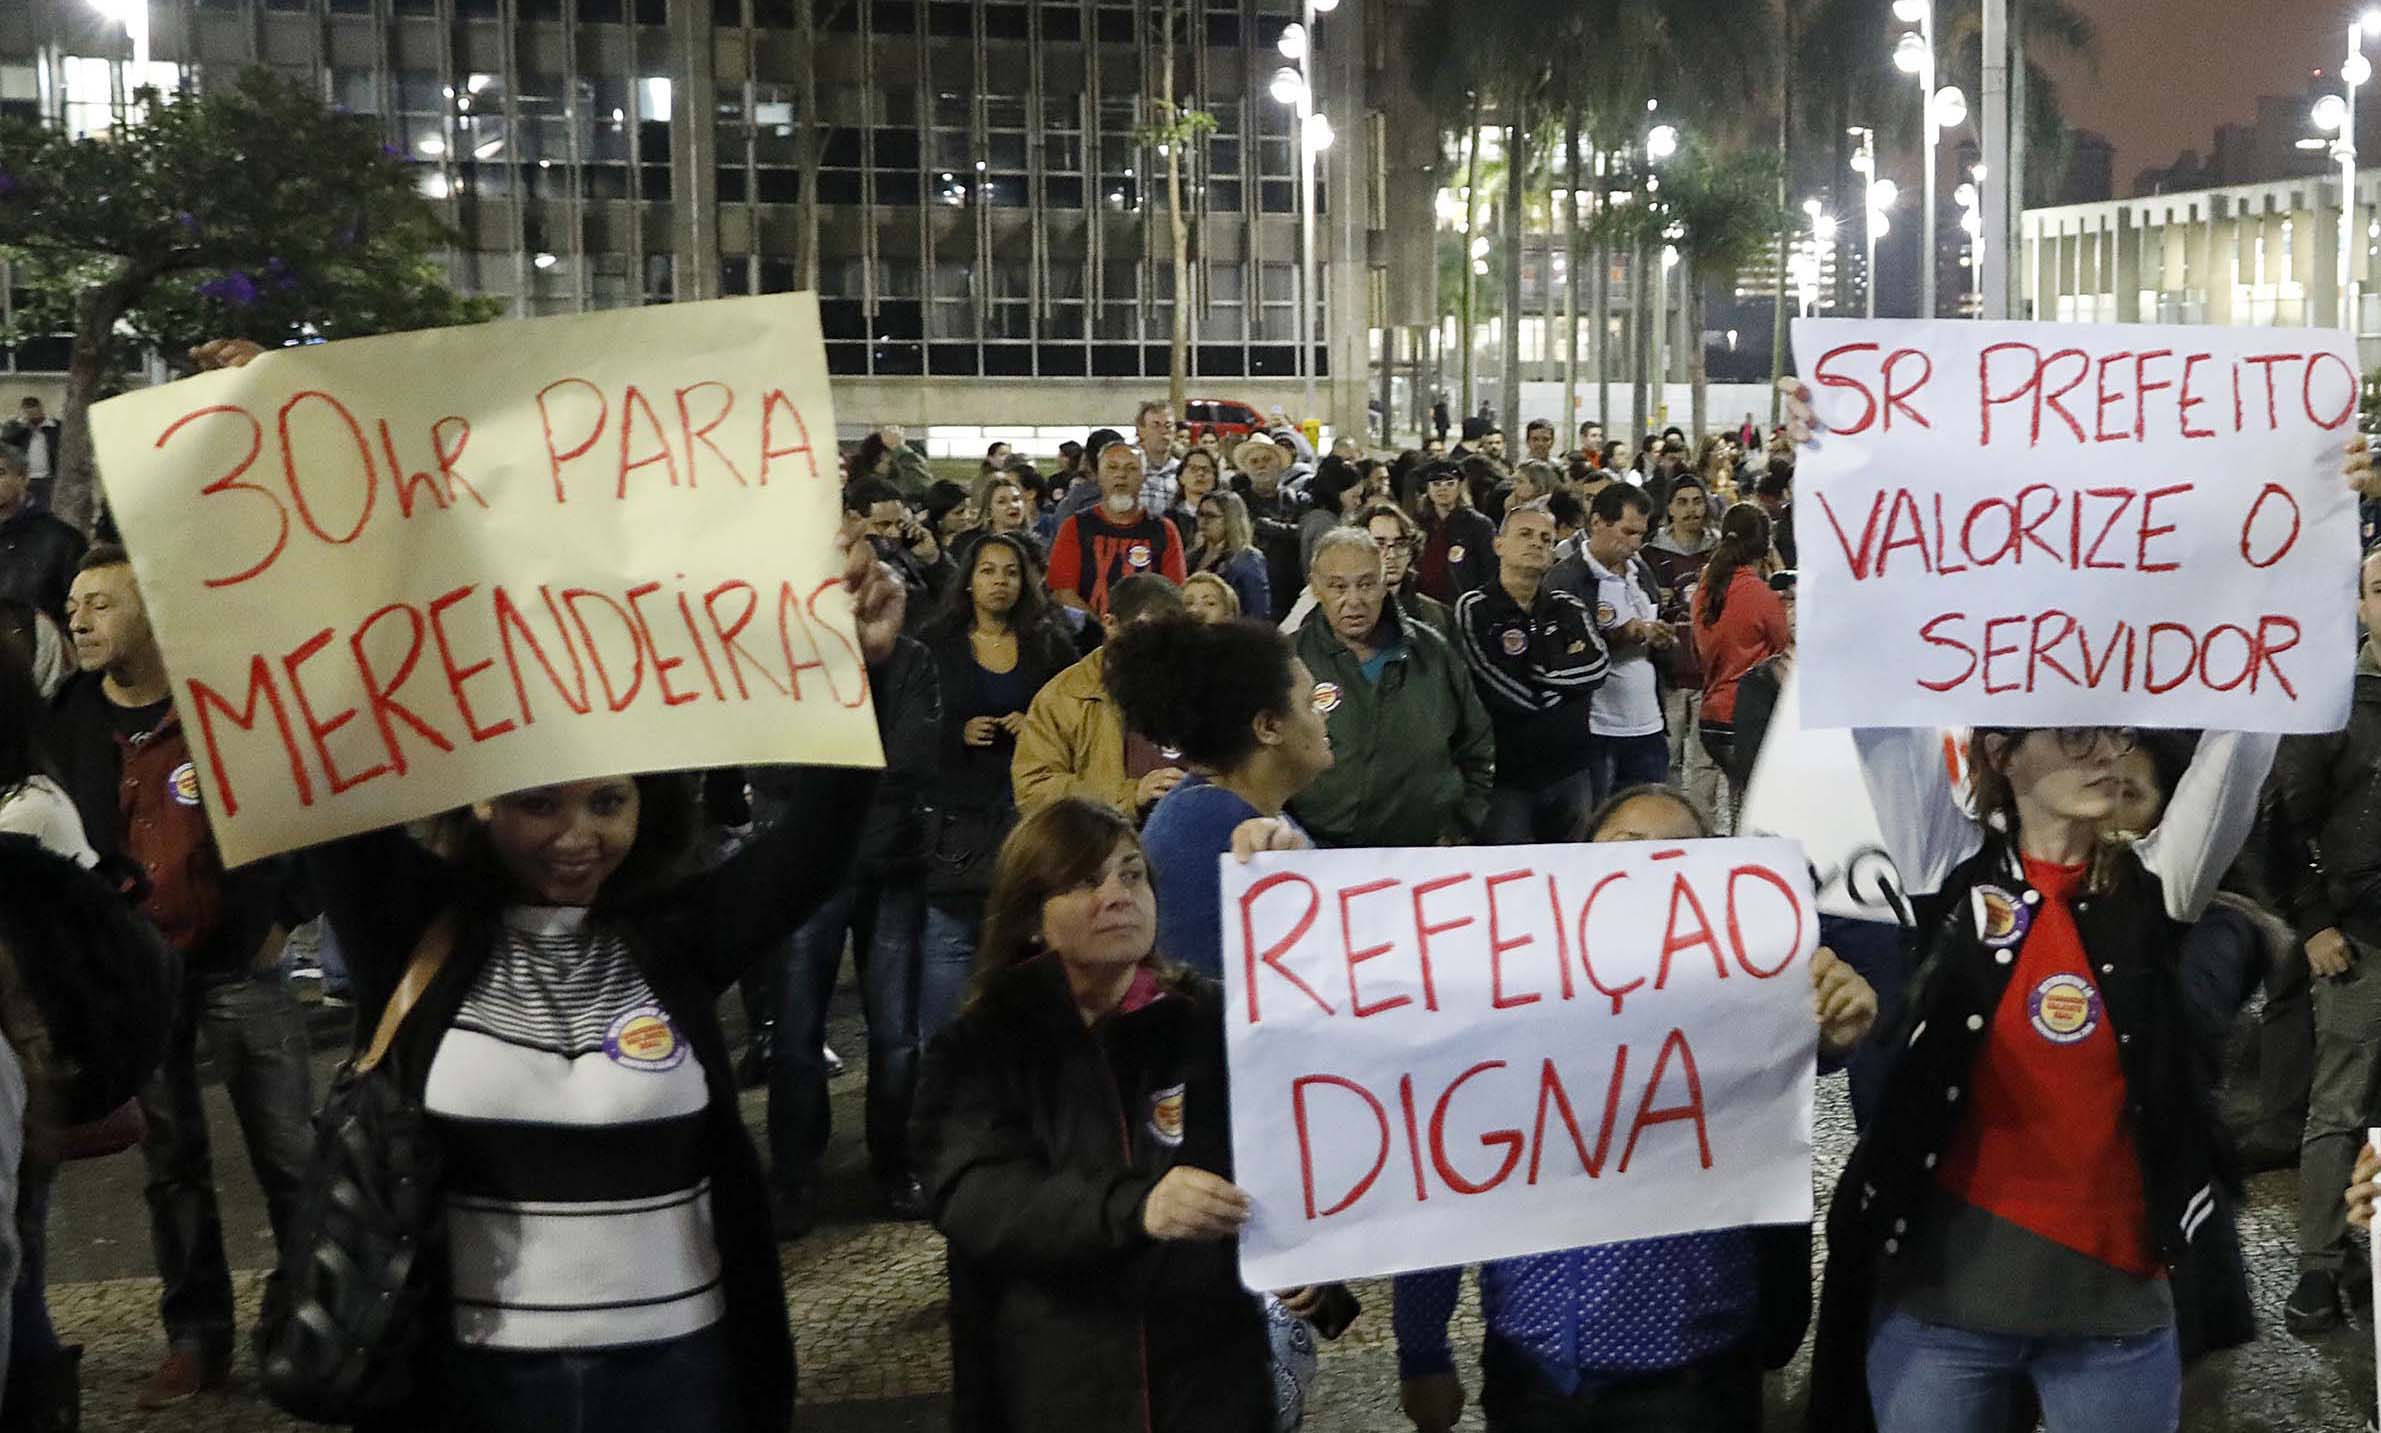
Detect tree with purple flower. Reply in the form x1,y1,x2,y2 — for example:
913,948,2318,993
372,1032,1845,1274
0,69,498,534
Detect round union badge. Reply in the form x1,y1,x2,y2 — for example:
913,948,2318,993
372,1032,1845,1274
1970,884,2030,949
2027,973,2102,1046
603,1006,689,1072
1311,681,1343,715
168,762,204,807
1126,543,1153,569
1595,602,1617,626
1147,1083,1186,1147
1500,627,1529,656
1448,545,1467,564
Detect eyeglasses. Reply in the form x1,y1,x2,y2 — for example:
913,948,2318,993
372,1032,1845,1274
1372,535,1416,553
2049,726,2139,760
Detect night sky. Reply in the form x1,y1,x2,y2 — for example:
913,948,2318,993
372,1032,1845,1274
2043,0,2349,186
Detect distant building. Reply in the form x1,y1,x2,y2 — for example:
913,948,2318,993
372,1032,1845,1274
0,0,1440,446
2023,169,2380,366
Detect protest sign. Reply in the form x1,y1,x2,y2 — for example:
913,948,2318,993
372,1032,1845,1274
1788,319,2358,733
90,294,881,867
1737,668,1969,923
1220,839,1818,1291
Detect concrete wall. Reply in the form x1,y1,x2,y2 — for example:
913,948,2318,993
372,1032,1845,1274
831,376,1341,437
1517,381,1783,439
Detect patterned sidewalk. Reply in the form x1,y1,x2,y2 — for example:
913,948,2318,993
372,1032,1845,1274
40,1005,2376,1432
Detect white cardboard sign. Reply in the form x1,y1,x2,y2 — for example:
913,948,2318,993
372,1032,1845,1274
1738,667,1959,923
1788,319,2358,734
1220,839,1819,1291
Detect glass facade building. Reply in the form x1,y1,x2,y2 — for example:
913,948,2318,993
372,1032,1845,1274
0,0,1411,436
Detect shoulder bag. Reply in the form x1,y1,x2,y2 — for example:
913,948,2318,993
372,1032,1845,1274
257,912,458,1424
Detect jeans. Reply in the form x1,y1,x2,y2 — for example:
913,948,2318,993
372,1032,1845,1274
1477,1334,1760,1433
768,878,923,1189
138,969,314,1359
919,901,981,1046
1482,770,1602,846
2244,941,2313,1156
1664,688,1727,829
1866,1307,2179,1433
437,1322,732,1433
1590,732,1672,804
2298,946,2381,1273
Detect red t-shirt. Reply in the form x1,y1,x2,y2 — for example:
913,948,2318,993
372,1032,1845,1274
1691,569,1788,725
1045,506,1187,616
1937,857,2159,1277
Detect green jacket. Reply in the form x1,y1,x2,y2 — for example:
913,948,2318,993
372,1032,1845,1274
1288,602,1496,848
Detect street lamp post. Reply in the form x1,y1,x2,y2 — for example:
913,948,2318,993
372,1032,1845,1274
1849,127,1880,318
2335,18,2380,335
1272,0,1336,427
1893,0,1939,318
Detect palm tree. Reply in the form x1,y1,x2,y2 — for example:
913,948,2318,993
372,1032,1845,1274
1659,147,1788,438
1797,0,2099,314
1413,0,1773,436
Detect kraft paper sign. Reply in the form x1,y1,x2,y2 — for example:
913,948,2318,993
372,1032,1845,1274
1220,839,1819,1291
1789,318,2358,733
91,294,882,867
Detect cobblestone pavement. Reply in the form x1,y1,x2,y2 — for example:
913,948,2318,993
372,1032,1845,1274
40,995,2379,1432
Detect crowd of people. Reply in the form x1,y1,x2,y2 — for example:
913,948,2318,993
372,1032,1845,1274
0,371,2364,1433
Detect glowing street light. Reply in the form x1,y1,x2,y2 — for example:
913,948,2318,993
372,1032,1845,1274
1276,22,1306,59
1646,124,1679,161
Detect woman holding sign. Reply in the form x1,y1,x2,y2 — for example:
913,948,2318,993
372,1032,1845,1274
912,796,1350,1433
297,539,906,1433
1788,380,2379,1433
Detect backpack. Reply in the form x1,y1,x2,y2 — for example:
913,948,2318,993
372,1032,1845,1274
0,834,178,1123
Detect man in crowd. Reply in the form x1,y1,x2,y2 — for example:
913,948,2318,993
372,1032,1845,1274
1573,420,1604,464
872,422,936,500
1754,466,1796,569
1013,574,1187,818
1045,441,1186,619
0,444,84,624
1053,405,1177,523
55,546,312,1408
1133,400,1181,515
1456,501,1608,844
3,396,61,510
2272,548,2381,1334
1555,484,1672,796
1288,529,1493,849
1233,436,1306,621
762,625,940,1235
845,476,952,626
1523,418,1558,463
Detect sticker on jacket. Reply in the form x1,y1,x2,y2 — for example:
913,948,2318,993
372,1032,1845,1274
2027,973,2102,1045
169,762,203,807
1971,884,2029,948
1311,682,1342,715
603,1007,689,1072
1448,545,1466,563
1148,1084,1186,1147
1127,542,1152,569
1500,627,1528,656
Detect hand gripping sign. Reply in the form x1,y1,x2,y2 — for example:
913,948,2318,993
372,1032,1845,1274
91,294,884,867
1221,839,1818,1291
1788,318,2358,733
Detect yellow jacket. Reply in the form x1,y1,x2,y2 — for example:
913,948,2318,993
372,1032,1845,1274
1011,648,1137,816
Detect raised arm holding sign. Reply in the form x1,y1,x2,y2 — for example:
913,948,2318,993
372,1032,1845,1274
92,295,886,867
1787,320,2363,734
